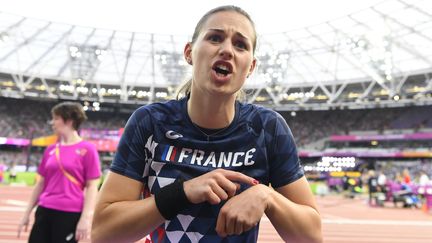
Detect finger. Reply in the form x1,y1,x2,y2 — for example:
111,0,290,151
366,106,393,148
217,205,235,236
205,190,223,205
212,176,238,198
77,230,86,241
225,214,235,236
215,211,227,237
75,231,82,241
222,170,258,186
234,220,244,235
215,177,248,198
210,183,229,201
81,231,87,240
234,183,241,194
17,223,24,237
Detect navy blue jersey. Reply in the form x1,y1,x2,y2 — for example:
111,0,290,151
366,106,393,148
111,97,304,243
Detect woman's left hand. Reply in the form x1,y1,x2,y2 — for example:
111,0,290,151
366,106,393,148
75,217,89,241
215,184,271,237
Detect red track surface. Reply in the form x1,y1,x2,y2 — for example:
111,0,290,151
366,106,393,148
1,185,431,243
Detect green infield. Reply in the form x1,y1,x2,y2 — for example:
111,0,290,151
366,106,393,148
1,171,38,185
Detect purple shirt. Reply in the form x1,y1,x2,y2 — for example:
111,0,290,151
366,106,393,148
38,140,101,212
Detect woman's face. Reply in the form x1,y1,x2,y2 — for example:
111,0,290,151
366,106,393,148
185,11,256,97
50,115,71,135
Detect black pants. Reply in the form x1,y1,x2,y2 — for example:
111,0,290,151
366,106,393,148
29,206,81,243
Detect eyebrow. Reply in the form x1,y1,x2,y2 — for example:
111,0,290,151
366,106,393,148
207,28,250,41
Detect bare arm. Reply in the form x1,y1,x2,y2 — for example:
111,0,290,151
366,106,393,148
17,176,45,238
92,169,257,243
81,178,100,220
266,176,322,243
75,178,100,241
216,176,322,242
91,172,165,243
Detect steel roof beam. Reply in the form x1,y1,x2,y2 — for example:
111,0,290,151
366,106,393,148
120,32,135,102
24,26,75,74
56,28,97,77
0,22,51,64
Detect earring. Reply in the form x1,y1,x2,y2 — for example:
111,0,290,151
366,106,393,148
187,58,192,65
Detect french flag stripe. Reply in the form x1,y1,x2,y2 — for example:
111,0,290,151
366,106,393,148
162,145,170,161
170,147,177,161
165,146,174,161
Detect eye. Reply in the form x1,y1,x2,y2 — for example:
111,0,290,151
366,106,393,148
208,34,222,43
234,40,248,50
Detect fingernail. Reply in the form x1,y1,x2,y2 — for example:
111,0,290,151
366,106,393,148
253,179,259,185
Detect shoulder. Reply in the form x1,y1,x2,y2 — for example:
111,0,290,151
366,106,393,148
78,141,98,151
238,102,285,127
44,144,56,154
46,144,56,151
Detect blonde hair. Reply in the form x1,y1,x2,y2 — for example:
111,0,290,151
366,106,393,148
176,5,256,101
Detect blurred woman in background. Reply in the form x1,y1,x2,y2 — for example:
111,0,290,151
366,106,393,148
18,101,101,243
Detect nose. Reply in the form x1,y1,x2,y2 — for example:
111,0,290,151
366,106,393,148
219,40,234,59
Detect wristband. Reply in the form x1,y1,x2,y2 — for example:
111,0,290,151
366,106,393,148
154,179,191,220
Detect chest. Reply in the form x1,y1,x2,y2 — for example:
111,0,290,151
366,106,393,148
143,122,270,190
44,147,86,173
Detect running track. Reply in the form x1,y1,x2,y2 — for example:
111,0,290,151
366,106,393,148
1,185,431,243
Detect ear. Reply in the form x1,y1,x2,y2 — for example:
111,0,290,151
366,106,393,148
65,119,74,128
247,58,257,78
184,42,193,65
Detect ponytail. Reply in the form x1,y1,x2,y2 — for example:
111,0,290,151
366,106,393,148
176,79,192,99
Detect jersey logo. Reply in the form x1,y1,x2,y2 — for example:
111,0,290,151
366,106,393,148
162,144,256,167
65,233,74,241
49,149,55,156
76,148,87,156
165,130,183,140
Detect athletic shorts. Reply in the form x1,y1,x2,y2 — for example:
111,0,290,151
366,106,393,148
29,206,81,243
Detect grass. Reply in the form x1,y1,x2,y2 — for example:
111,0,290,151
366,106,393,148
0,172,38,186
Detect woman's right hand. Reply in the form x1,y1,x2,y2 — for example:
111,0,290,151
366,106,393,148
17,214,30,238
183,169,258,205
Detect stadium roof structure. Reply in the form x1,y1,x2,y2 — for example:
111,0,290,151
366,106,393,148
0,0,431,110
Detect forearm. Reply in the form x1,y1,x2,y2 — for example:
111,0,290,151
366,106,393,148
24,179,44,215
266,189,322,243
92,196,165,243
80,180,99,220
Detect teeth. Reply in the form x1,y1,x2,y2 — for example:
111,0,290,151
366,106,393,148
216,65,229,72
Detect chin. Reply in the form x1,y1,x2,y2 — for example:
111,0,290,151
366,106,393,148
209,89,237,98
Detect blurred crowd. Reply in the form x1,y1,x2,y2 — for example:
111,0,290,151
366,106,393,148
0,97,128,138
1,97,432,177
2,97,432,147
281,106,432,147
324,161,432,210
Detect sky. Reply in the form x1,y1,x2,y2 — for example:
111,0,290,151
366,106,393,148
0,0,386,35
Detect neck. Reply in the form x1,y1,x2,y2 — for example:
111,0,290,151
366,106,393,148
188,91,236,129
59,130,82,145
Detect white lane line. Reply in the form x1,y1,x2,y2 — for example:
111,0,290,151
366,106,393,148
3,200,27,207
0,207,25,212
323,218,432,226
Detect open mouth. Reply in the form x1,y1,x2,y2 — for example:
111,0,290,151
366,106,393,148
212,61,232,76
